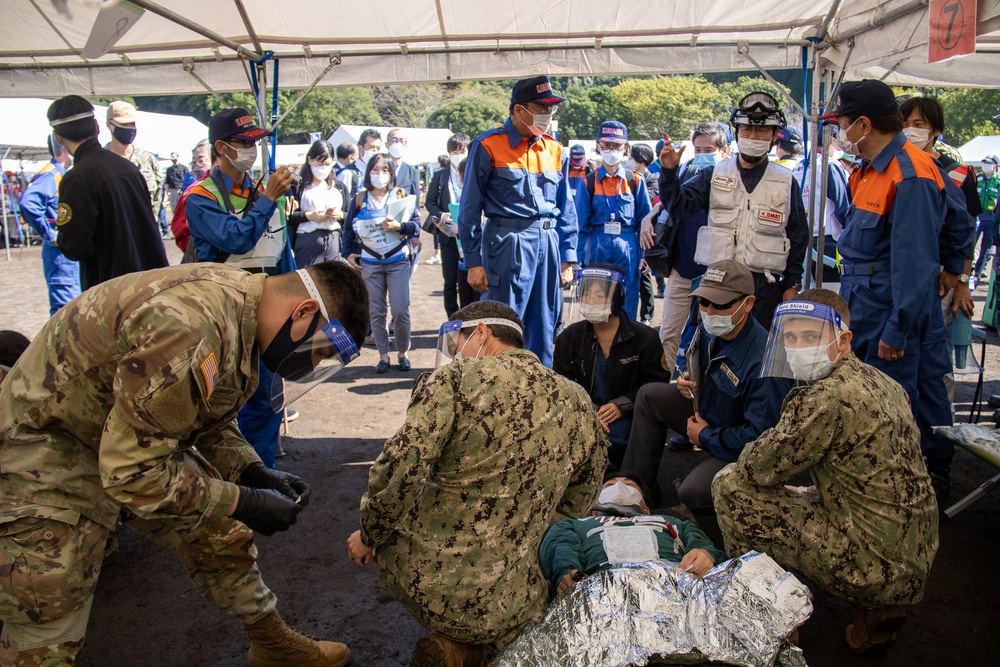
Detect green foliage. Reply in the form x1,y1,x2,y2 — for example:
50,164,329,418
938,88,1000,147
612,76,723,140
426,96,508,138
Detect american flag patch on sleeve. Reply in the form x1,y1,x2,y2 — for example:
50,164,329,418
200,353,219,399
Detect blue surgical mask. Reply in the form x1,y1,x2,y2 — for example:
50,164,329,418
691,152,719,170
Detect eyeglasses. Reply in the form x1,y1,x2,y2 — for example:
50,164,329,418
698,295,745,310
386,137,407,145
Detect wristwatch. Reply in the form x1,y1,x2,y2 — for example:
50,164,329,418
958,274,970,284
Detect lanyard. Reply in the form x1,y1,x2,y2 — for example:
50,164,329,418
210,166,260,216
602,168,629,222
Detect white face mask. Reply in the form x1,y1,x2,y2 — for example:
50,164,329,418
580,302,612,323
625,157,638,171
785,336,841,382
701,297,749,337
737,137,771,158
903,127,932,149
370,172,391,190
455,332,486,361
357,150,372,169
519,106,553,135
984,164,996,176
224,143,257,173
388,143,406,160
310,163,332,181
600,148,625,167
837,119,867,156
598,481,644,507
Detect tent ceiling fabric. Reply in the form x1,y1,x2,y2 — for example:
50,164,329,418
1,0,829,96
0,0,997,98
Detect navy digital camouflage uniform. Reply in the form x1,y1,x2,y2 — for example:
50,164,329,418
0,265,277,664
360,349,608,655
713,353,939,607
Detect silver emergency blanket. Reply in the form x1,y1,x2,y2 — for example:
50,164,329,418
494,552,811,667
933,424,1000,467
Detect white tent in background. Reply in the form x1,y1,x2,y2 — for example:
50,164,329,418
0,98,208,169
327,126,454,167
959,136,1000,167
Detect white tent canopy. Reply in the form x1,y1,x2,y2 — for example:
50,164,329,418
2,1,998,99
959,135,1000,166
0,97,208,164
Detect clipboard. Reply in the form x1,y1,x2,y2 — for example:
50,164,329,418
386,195,416,223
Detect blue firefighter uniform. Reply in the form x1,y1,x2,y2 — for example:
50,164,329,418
838,132,974,464
186,169,295,468
575,165,651,319
18,161,80,315
458,118,578,366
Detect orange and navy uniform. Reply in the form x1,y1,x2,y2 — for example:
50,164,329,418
838,132,974,462
458,118,578,269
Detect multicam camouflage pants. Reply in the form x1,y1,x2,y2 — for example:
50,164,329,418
713,465,928,608
0,494,275,664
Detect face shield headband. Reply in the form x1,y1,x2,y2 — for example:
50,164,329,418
268,269,361,412
435,317,524,366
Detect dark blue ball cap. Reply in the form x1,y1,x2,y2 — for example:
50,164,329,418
820,80,899,120
510,76,566,106
596,120,628,144
776,126,802,147
209,107,273,145
570,144,587,156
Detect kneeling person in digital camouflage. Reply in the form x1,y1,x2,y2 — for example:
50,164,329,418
0,262,368,667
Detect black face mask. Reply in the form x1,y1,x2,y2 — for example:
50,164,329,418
112,125,137,146
261,311,321,380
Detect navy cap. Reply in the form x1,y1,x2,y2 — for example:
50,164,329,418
596,120,628,144
209,108,273,145
570,144,587,157
983,155,999,165
821,80,899,120
510,76,566,106
776,126,802,149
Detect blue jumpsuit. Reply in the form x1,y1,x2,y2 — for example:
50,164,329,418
187,170,296,468
18,161,80,315
458,119,578,367
838,133,974,463
574,165,652,319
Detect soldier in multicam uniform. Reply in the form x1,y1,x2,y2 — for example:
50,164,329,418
713,288,939,655
105,100,163,213
0,261,369,667
347,300,608,667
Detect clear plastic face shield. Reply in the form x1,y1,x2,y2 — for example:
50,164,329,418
761,301,848,382
434,318,524,367
269,269,361,412
566,268,625,325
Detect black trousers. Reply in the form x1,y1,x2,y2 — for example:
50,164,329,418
639,272,655,323
440,238,475,317
620,382,729,514
750,272,785,331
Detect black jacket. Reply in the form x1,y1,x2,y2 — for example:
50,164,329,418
425,168,458,245
553,315,671,416
55,138,168,290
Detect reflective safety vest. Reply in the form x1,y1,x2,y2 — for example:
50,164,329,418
696,157,793,274
197,173,287,269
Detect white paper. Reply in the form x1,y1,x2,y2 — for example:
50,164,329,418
601,525,659,565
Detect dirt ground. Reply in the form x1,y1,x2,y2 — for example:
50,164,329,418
1,235,999,666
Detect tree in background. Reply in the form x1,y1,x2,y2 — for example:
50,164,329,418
426,96,508,138
938,88,1000,147
613,75,723,139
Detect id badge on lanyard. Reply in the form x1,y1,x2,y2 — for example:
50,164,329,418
603,176,626,235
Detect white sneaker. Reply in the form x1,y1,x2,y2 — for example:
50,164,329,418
425,256,441,265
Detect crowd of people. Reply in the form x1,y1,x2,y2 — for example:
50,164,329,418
0,73,995,667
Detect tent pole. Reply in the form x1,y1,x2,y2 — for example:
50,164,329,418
737,44,808,118
182,61,228,107
827,38,855,113
127,0,262,60
818,0,844,41
804,44,822,291
0,152,10,261
269,58,279,173
272,55,342,130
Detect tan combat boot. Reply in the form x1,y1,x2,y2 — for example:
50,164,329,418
411,633,483,667
244,611,350,667
845,605,908,654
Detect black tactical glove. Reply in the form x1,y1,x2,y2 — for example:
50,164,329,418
232,487,301,536
239,461,312,508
